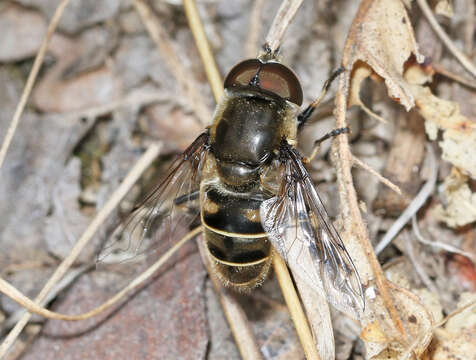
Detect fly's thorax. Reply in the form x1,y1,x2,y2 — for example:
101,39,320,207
209,88,299,190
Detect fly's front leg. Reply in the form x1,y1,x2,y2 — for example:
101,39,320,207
297,66,344,130
302,127,350,164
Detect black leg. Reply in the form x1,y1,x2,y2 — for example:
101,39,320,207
303,127,350,163
297,67,345,130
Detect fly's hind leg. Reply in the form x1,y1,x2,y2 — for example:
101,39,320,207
302,127,350,164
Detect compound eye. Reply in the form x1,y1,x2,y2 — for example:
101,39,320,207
224,59,303,105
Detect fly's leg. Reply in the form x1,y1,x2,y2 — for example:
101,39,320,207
173,189,200,206
297,67,344,130
302,127,350,164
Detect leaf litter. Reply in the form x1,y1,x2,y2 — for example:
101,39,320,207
0,0,476,359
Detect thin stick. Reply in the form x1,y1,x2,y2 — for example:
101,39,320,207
433,63,476,90
133,0,211,125
433,298,476,329
197,237,263,360
417,0,476,78
375,145,438,254
0,0,72,170
264,0,304,54
335,62,407,338
183,0,224,101
246,0,266,58
0,227,199,322
352,155,402,195
273,255,321,360
412,215,475,261
0,143,161,358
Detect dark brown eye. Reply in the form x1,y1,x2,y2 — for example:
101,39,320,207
224,59,303,105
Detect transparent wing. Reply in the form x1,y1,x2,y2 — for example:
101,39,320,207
260,145,364,318
97,132,209,266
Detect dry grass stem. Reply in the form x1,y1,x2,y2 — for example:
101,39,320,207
375,145,438,254
4,265,92,329
0,226,198,323
264,0,304,54
197,237,263,360
432,63,476,90
352,155,402,195
0,143,162,358
433,298,476,329
246,0,266,58
417,0,476,78
335,66,407,338
273,255,321,360
412,216,475,261
292,273,334,360
133,0,211,125
403,232,439,294
183,0,224,102
0,0,72,170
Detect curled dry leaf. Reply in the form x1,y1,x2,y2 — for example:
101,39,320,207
433,167,476,227
344,0,424,112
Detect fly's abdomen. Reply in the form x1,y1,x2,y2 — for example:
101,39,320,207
201,181,272,290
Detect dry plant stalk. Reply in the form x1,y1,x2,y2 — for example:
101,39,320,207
273,256,321,360
0,226,199,322
417,0,476,78
0,144,161,357
197,237,263,360
263,0,304,54
133,0,212,125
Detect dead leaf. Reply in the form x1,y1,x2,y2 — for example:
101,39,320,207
434,167,476,227
344,0,424,111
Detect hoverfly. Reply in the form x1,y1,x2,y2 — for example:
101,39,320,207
99,49,364,317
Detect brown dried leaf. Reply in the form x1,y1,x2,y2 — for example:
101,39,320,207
344,0,424,111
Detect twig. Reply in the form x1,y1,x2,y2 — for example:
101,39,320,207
464,0,475,55
0,0,72,170
263,0,304,54
133,0,212,125
292,272,334,360
246,0,266,58
183,0,224,102
197,237,263,360
352,155,402,195
375,145,438,254
0,226,199,322
3,265,92,329
433,298,476,329
336,57,407,339
417,0,476,78
412,215,475,261
433,63,476,90
403,232,439,294
273,255,321,360
0,143,162,358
